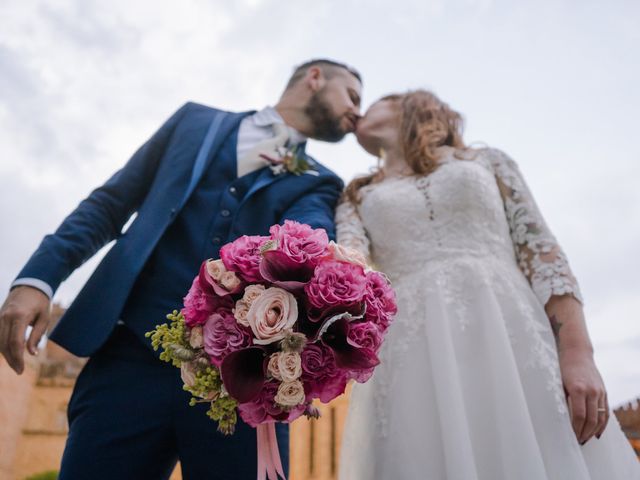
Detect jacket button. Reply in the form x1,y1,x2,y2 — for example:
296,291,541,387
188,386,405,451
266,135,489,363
212,237,221,244
229,186,237,195
221,209,230,217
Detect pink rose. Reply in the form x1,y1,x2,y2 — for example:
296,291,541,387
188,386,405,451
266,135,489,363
220,235,269,282
300,343,348,402
246,287,299,344
203,310,252,366
269,221,329,265
363,271,398,332
326,241,368,268
182,277,231,327
237,381,306,427
349,367,375,383
347,322,383,352
305,260,368,309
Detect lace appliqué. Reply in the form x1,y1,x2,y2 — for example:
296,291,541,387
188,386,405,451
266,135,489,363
488,148,583,306
523,315,570,416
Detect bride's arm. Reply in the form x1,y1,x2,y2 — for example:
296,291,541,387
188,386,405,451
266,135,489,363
488,147,608,444
335,196,372,262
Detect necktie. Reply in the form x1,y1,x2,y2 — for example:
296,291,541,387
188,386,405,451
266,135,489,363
238,123,290,177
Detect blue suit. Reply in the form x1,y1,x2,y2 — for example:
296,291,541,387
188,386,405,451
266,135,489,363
16,102,343,479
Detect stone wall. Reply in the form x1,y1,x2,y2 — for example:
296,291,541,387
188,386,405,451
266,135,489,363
614,399,640,458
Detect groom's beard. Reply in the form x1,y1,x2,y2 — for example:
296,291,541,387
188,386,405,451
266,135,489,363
305,90,348,143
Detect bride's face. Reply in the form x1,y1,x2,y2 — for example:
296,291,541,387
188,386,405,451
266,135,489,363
355,99,401,156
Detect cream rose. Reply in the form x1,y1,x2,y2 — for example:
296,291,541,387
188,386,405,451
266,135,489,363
206,259,227,281
246,287,298,344
267,352,302,382
274,380,306,408
235,285,266,326
327,241,369,269
180,361,197,388
233,300,251,327
189,325,204,349
267,353,282,380
277,352,302,382
220,271,242,291
243,284,266,304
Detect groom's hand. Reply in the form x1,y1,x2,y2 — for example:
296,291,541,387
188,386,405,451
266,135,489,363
0,286,51,374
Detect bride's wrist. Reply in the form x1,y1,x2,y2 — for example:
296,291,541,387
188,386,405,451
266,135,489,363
558,344,594,360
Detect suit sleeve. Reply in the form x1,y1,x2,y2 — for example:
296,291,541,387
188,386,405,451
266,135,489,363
15,103,191,294
278,175,344,241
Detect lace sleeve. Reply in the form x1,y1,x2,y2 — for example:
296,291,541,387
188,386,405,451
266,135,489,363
487,148,583,306
335,198,371,259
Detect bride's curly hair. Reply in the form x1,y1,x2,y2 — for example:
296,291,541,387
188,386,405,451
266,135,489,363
344,90,467,204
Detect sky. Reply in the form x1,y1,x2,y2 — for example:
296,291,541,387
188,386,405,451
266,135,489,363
0,0,639,406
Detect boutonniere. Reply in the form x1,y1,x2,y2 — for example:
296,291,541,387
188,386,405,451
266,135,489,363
259,146,319,177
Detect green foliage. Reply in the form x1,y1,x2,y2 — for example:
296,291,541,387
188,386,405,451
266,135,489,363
184,366,221,399
24,471,58,480
145,310,190,367
146,310,238,434
208,395,239,435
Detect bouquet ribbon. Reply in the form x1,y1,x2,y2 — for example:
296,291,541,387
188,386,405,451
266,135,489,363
257,423,286,480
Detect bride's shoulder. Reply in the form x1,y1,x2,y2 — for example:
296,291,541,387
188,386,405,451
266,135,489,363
472,146,517,166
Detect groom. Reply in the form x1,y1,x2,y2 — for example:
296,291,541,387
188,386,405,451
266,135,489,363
0,59,362,479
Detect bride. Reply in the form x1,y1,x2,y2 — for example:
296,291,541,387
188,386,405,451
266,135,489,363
336,90,640,479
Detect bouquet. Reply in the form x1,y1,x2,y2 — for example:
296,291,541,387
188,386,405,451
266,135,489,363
147,220,397,480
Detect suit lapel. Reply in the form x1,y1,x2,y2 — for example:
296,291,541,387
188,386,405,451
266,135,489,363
239,143,314,208
178,110,252,211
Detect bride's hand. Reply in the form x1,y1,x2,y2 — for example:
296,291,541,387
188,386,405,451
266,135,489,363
558,348,609,445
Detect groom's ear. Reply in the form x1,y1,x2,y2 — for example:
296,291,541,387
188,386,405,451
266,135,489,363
306,66,326,92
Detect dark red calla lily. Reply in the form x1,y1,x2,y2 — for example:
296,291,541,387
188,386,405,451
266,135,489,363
220,347,267,403
259,250,315,291
321,318,380,370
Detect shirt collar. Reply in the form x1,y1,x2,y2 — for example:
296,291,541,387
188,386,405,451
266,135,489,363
252,106,308,146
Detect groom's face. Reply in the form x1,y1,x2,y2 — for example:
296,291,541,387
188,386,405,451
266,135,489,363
305,72,362,142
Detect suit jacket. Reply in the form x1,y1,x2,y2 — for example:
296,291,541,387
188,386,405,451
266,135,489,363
16,102,344,356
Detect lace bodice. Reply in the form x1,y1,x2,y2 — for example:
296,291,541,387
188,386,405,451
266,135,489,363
336,147,582,307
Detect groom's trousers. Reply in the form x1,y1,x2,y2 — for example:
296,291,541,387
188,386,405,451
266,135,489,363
58,325,290,480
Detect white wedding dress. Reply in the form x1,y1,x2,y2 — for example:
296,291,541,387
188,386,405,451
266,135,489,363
336,147,639,480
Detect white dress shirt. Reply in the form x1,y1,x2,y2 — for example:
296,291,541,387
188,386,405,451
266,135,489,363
13,106,307,300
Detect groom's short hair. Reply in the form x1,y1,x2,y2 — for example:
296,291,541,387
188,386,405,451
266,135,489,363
285,59,362,90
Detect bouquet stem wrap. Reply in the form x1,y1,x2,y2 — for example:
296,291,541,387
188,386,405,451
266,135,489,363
257,424,286,480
